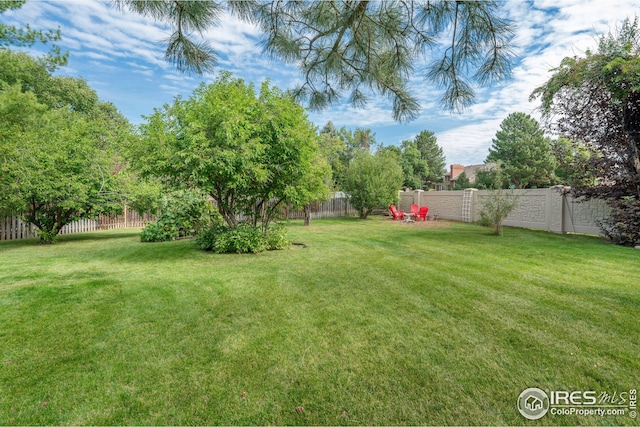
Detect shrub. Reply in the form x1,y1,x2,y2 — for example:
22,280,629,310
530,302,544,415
35,229,59,245
141,190,212,242
480,188,518,235
343,150,404,219
478,165,518,235
195,215,228,251
265,223,291,250
196,221,290,253
140,221,175,243
600,196,640,246
214,223,267,254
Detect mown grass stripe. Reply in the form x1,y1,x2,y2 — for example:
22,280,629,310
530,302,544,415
0,218,638,425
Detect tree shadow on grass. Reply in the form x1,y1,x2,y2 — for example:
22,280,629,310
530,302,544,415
1,230,207,266
57,230,141,243
0,229,141,248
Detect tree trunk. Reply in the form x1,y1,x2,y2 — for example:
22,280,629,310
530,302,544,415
303,205,311,226
623,91,640,176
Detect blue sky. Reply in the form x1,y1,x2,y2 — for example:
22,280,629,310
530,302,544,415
3,0,640,166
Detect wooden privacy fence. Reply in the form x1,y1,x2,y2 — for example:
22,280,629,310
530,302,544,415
285,194,356,220
98,208,154,230
0,209,154,241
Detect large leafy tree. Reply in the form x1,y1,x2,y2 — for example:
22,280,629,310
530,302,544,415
530,17,640,245
551,137,596,187
343,150,404,219
318,122,376,189
133,72,330,232
0,50,96,112
114,0,515,121
486,112,556,189
0,89,130,243
318,121,347,190
0,50,135,243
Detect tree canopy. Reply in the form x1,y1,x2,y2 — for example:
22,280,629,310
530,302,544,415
486,112,556,189
0,52,133,243
399,140,429,189
133,72,330,232
318,122,377,190
114,0,515,121
530,17,640,245
343,150,403,219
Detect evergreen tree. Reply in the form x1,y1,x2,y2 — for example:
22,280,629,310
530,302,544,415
0,0,68,68
486,112,556,189
414,130,447,188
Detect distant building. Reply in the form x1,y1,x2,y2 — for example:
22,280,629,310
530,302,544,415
436,162,497,190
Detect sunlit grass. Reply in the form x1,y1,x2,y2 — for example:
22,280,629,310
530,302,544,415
0,218,638,425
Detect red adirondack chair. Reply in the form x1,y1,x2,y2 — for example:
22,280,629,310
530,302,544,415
415,206,429,221
389,205,405,220
410,204,419,216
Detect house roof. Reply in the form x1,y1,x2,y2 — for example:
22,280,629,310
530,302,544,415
462,162,497,183
444,162,497,182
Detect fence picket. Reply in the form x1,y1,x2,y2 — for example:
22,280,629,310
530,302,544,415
0,196,356,241
0,209,149,241
285,195,356,220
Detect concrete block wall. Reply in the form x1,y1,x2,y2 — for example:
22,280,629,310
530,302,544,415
476,188,551,231
398,190,465,221
399,187,610,235
563,196,609,235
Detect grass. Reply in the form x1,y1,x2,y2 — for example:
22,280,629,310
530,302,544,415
0,217,639,425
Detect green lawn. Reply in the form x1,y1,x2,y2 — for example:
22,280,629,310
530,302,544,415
0,218,638,425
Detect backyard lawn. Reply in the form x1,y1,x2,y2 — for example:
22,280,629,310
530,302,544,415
0,217,638,425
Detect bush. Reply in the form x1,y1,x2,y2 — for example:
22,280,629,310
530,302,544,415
196,222,290,254
35,229,59,245
600,196,640,246
478,165,518,235
215,223,267,254
480,188,518,235
343,150,404,219
265,223,291,250
195,215,228,251
477,212,491,228
141,190,212,242
140,221,175,242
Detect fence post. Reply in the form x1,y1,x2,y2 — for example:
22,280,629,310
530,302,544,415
547,185,568,234
414,189,424,207
462,188,477,223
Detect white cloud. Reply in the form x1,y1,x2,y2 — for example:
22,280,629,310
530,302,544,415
132,68,154,77
436,118,504,166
